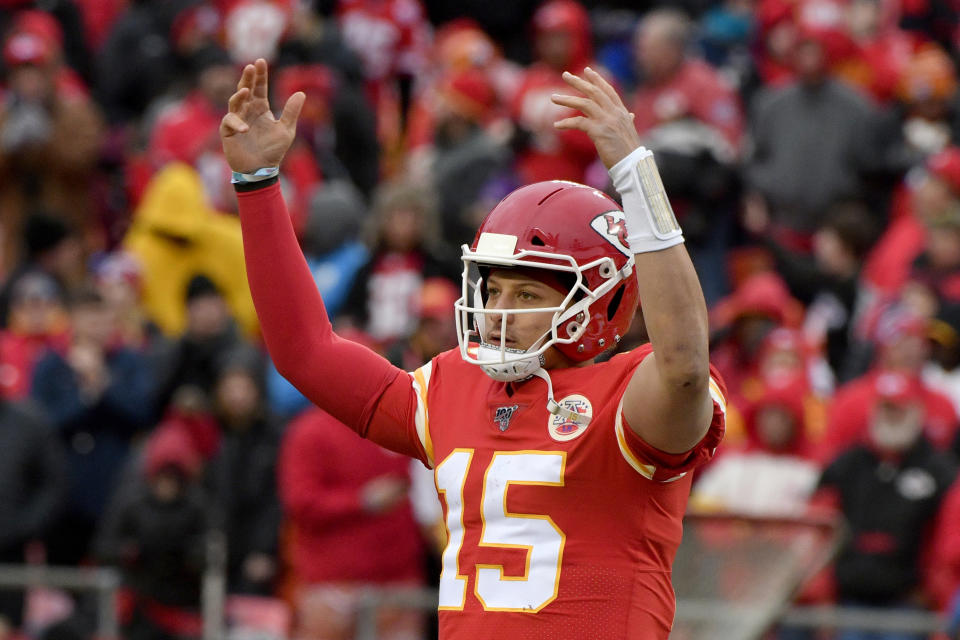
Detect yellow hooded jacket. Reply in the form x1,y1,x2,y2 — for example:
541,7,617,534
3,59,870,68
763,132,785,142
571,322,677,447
124,163,259,338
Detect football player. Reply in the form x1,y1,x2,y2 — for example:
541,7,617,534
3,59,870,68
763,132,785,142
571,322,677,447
221,59,726,640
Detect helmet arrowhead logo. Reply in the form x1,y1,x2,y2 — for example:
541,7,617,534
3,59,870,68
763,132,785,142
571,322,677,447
590,211,632,257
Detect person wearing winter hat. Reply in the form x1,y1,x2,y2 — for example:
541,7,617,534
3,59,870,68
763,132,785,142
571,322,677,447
206,344,282,596
95,423,208,640
814,370,956,621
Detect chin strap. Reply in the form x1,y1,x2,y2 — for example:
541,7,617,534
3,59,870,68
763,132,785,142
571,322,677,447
531,368,586,424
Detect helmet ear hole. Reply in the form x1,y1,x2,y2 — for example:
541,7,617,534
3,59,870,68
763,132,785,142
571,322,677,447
607,285,625,322
531,235,546,246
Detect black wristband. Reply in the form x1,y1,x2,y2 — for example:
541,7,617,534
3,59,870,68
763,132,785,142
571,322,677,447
233,175,279,193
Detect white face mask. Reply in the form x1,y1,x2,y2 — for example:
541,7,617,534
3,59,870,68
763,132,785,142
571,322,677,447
455,238,631,382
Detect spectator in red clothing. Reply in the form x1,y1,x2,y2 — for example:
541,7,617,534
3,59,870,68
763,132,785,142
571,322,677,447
279,408,425,640
631,7,744,155
862,146,960,298
752,0,799,90
509,0,598,184
336,0,431,146
926,478,960,613
148,44,237,211
693,375,821,517
833,0,917,105
819,344,959,464
0,272,69,400
710,273,804,400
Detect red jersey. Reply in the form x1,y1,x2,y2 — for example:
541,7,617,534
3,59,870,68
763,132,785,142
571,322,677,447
235,181,727,639
409,345,726,639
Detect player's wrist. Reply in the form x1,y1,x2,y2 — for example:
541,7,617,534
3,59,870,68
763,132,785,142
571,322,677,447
609,146,684,254
232,166,280,193
231,165,279,184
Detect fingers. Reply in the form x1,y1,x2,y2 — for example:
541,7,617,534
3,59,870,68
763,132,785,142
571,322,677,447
237,63,255,92
561,69,614,110
219,112,249,137
551,93,603,118
583,67,625,109
280,91,306,130
228,87,249,115
553,115,588,132
253,58,269,100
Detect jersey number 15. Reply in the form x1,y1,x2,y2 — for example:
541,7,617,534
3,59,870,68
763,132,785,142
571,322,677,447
435,449,566,613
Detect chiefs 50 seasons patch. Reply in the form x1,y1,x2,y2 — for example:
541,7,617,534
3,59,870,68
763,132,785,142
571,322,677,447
548,394,593,441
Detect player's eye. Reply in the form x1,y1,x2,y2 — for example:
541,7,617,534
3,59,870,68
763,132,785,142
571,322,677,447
487,287,500,297
518,290,539,302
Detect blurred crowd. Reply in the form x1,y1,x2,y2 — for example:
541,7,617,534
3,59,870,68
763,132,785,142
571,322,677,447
2,0,960,638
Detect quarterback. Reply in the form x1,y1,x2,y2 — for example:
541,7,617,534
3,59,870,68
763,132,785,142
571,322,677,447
222,59,725,639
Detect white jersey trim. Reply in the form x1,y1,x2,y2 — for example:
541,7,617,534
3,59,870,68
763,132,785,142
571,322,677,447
615,375,725,482
410,361,434,468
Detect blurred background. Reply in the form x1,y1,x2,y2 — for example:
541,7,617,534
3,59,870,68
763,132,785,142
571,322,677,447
1,0,960,638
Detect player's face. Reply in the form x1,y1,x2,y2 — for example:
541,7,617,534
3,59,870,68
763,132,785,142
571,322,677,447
484,269,568,355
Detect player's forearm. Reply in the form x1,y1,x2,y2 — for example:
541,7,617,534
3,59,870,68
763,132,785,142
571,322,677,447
236,180,334,378
235,181,402,430
633,245,710,391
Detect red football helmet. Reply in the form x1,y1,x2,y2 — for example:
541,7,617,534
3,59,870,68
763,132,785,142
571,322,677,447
455,180,639,381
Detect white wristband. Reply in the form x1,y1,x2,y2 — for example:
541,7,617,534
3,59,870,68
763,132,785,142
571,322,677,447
608,146,684,253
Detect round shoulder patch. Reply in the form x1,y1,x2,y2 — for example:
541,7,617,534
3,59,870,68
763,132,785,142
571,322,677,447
548,394,593,442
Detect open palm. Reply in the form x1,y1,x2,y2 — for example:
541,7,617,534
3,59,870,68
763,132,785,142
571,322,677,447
220,58,305,174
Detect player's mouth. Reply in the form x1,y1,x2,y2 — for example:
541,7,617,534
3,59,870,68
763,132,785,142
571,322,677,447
487,335,517,348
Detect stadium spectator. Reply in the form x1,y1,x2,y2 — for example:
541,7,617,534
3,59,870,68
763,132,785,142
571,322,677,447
0,212,83,329
0,272,69,400
925,303,960,415
95,423,208,640
0,12,105,274
279,407,425,640
815,375,957,632
821,342,959,463
273,62,380,201
89,251,158,352
205,346,282,596
744,20,883,251
692,375,820,516
336,0,431,147
0,399,65,636
148,44,236,211
31,286,154,565
710,271,804,411
878,44,960,173
629,7,744,303
153,275,246,419
509,0,598,184
407,67,514,246
95,0,186,123
342,180,455,347
385,276,460,370
745,199,880,380
123,164,258,339
862,146,960,301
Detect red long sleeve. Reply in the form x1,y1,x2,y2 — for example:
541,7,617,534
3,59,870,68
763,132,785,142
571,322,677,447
236,182,426,462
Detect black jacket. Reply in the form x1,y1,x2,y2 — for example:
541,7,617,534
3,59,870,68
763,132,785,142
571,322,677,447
820,437,957,604
95,482,208,607
0,401,65,551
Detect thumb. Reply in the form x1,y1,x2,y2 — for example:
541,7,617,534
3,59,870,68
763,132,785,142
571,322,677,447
280,91,306,131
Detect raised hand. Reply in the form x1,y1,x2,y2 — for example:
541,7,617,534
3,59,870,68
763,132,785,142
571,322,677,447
219,58,305,174
551,67,642,170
